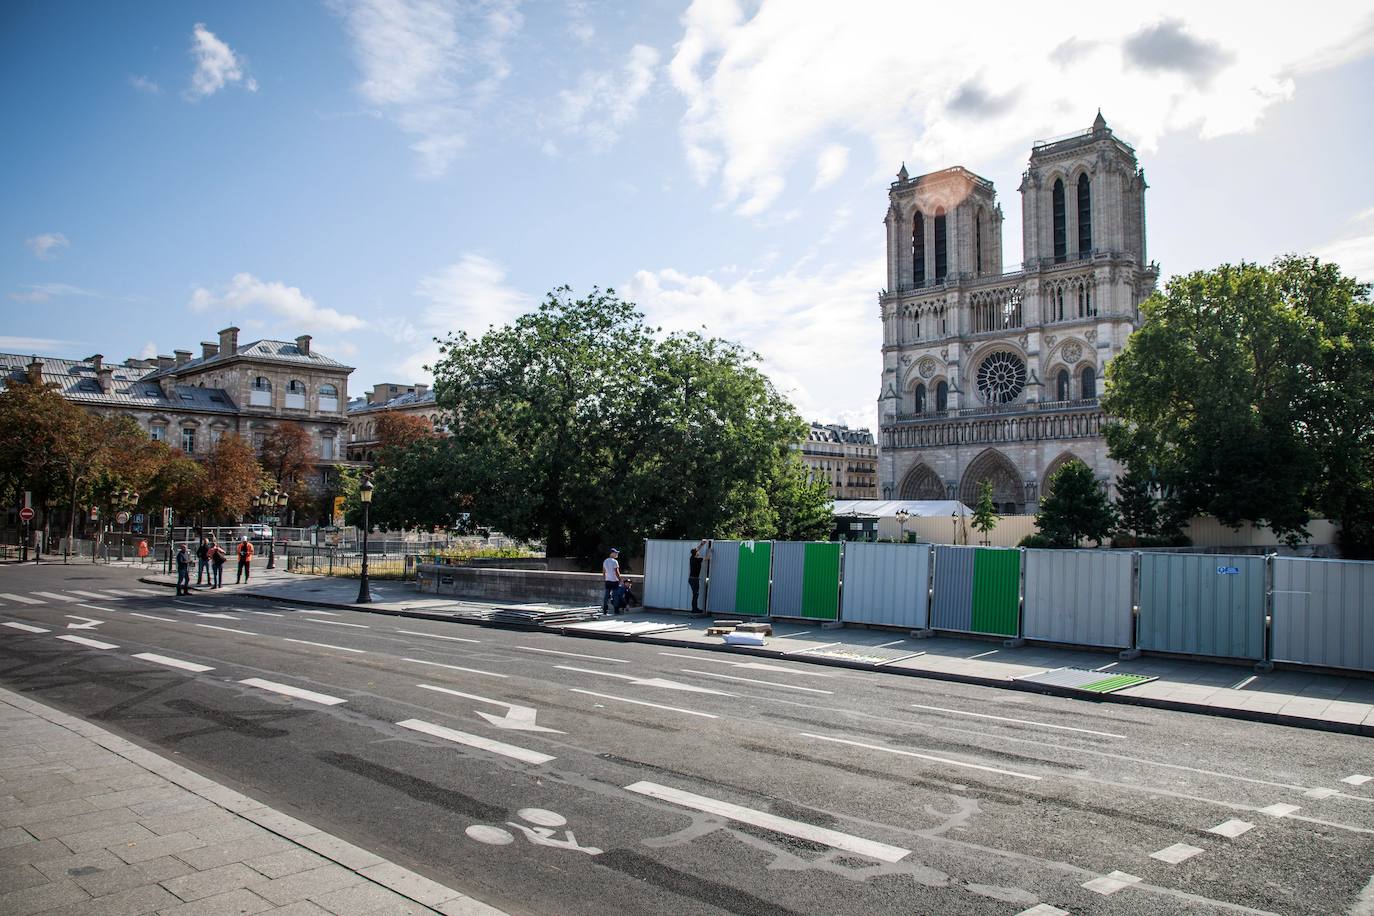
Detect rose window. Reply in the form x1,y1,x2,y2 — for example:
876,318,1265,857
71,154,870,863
977,352,1027,404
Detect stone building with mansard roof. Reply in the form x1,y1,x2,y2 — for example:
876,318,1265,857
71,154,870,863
877,113,1158,512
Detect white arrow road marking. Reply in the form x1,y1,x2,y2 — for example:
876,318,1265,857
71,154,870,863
240,678,345,705
396,629,480,644
800,733,1042,781
56,635,119,650
65,616,105,630
679,669,834,695
283,638,365,654
569,689,718,719
0,593,45,605
624,781,910,864
134,653,214,673
402,658,508,678
417,684,563,733
397,718,554,765
554,665,736,695
3,622,49,633
910,703,1126,739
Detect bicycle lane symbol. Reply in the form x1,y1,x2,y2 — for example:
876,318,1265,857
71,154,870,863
465,808,603,856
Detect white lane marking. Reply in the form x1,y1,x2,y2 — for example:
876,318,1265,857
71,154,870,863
1081,871,1141,895
624,781,910,863
68,590,119,601
782,630,812,638
1094,661,1119,671
128,613,176,622
240,677,345,706
1208,819,1254,838
1344,775,1373,786
56,635,119,650
1231,674,1258,690
513,644,625,662
874,639,907,649
679,669,834,695
76,604,120,615
102,590,141,597
397,629,481,644
1258,803,1301,817
306,619,369,629
416,684,562,733
967,649,1000,660
0,593,44,605
32,592,74,602
553,665,734,696
3,622,49,633
175,599,213,608
396,718,554,765
170,608,240,620
133,588,162,595
283,638,365,654
569,689,718,719
1016,905,1069,916
657,652,832,677
133,653,214,673
247,611,284,617
403,657,508,678
1304,787,1340,799
65,615,105,630
299,609,340,616
195,624,260,636
1150,842,1203,864
910,703,1126,739
800,733,1042,781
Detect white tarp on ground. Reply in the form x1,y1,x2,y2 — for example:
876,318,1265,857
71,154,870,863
831,499,973,518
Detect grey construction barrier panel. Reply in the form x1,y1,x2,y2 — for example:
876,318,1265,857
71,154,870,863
768,541,808,619
703,539,742,615
840,542,932,629
1271,556,1374,673
1137,553,1266,660
929,545,977,632
642,539,697,612
1022,549,1135,649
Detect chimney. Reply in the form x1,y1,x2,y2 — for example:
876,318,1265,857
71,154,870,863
89,354,103,372
159,376,176,398
97,367,114,393
218,326,239,356
157,355,174,370
201,341,219,360
174,349,192,366
415,383,430,396
26,357,43,385
295,335,312,356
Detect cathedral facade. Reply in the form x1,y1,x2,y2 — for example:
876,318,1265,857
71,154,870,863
877,114,1158,512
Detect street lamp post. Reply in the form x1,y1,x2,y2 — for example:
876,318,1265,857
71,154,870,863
269,491,288,569
895,508,910,544
356,477,373,604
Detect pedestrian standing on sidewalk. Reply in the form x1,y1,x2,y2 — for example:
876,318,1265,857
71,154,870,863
688,538,711,616
175,544,191,595
601,547,623,614
209,538,226,588
236,537,254,583
196,537,210,585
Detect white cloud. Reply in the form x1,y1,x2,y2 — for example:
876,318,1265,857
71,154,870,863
189,274,367,333
555,44,660,150
24,233,69,260
129,75,161,94
334,0,523,177
186,23,256,99
1313,207,1374,285
139,341,158,359
625,255,884,431
669,0,1374,215
565,0,594,43
813,144,848,190
8,282,99,303
0,336,82,354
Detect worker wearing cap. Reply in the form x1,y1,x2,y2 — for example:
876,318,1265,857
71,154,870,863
601,547,624,614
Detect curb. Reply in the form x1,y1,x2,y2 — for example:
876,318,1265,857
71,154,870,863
137,576,1374,740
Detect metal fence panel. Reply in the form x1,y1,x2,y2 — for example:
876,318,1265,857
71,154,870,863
704,540,741,615
768,542,807,618
971,548,1021,637
801,542,841,620
1272,557,1374,672
1023,550,1135,648
840,542,931,629
643,540,697,611
735,540,772,616
1137,553,1265,659
930,546,975,632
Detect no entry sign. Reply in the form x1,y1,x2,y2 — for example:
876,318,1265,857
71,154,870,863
18,507,34,522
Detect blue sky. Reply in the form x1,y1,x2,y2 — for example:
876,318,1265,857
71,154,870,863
4,1,1373,430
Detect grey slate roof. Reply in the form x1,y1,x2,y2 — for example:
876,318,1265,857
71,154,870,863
144,338,352,379
0,354,239,414
347,388,437,415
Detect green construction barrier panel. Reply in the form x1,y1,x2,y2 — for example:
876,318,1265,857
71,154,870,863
801,542,841,620
971,547,1020,636
734,540,772,616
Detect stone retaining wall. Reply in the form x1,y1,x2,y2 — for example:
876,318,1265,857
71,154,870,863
416,563,638,605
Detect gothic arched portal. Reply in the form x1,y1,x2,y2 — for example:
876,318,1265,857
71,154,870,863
898,463,945,500
959,448,1024,514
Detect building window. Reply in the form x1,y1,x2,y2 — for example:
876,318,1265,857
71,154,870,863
285,379,306,410
320,436,335,459
934,209,948,281
250,376,272,407
150,425,165,442
1057,369,1070,402
912,211,925,286
319,383,339,413
181,428,195,454
1077,173,1092,255
1081,366,1097,399
1052,179,1066,263
935,381,948,413
1077,279,1095,317
1053,284,1066,321
914,384,926,415
975,209,984,275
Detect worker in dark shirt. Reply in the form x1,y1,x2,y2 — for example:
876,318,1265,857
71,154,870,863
688,538,711,616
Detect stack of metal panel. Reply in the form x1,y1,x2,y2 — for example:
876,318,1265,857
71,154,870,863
489,603,603,626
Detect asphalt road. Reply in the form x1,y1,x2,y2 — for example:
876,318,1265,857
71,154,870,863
0,562,1371,916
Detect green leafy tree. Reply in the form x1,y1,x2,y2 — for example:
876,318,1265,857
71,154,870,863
970,481,998,544
1104,256,1374,555
1113,467,1158,541
1035,460,1117,547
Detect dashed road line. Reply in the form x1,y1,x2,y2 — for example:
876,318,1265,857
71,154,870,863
55,635,119,650
624,781,910,863
1081,871,1141,895
133,653,214,673
679,669,833,695
1208,819,1254,838
76,603,120,614
283,638,365,654
1017,905,1069,916
299,609,340,616
910,703,1126,739
800,732,1042,781
67,589,119,601
128,613,176,622
32,592,74,602
247,611,284,617
1304,787,1340,799
569,689,719,719
512,644,625,662
174,599,213,608
397,629,481,644
1150,842,1203,864
1344,775,1373,786
396,718,554,765
657,652,831,677
195,624,260,636
402,657,508,678
2,622,49,633
305,618,369,628
240,677,346,705
1258,803,1301,818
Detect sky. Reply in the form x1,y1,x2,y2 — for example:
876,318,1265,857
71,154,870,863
3,1,1373,433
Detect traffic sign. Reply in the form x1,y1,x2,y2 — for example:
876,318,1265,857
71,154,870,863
116,511,130,525
18,507,34,522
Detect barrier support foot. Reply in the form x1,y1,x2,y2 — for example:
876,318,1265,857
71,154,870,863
910,628,936,639
1253,659,1274,674
1118,648,1142,661
821,620,844,630
1002,638,1025,648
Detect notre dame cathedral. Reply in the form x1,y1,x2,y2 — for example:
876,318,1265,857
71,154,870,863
877,113,1158,513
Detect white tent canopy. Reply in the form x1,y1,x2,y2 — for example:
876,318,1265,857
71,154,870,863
831,499,973,518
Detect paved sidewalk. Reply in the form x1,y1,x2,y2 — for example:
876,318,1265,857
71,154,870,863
0,687,504,916
139,570,1374,739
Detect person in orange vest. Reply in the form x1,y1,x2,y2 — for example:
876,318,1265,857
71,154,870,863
236,537,254,583
136,539,149,560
